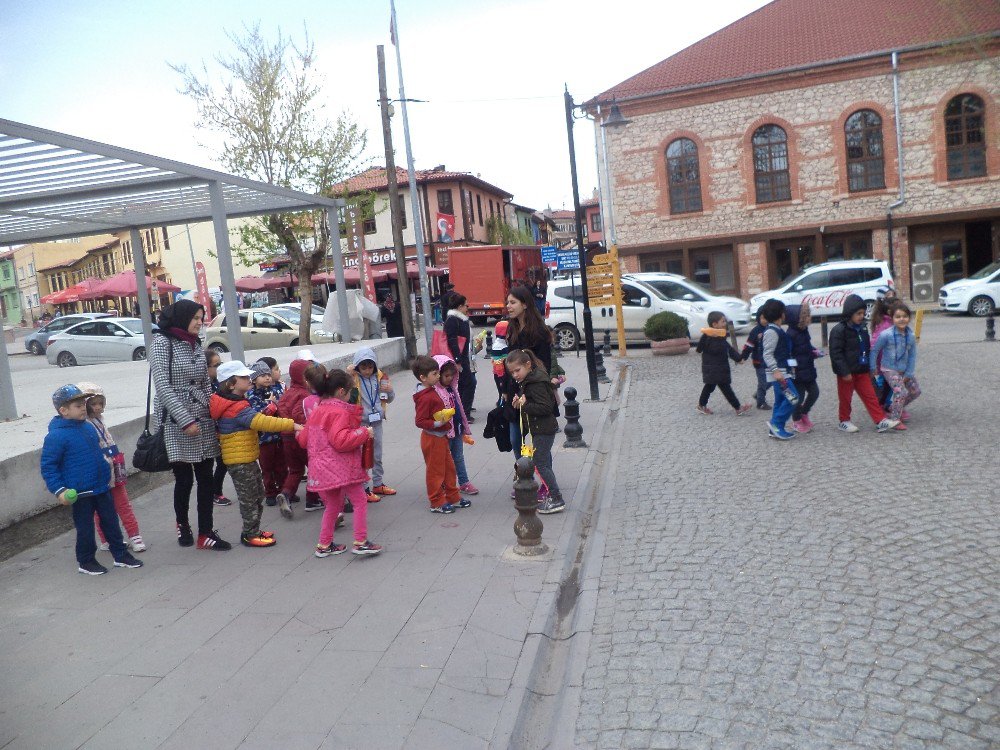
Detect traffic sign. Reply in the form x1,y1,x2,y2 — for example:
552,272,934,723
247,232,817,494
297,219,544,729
556,251,581,271
540,245,558,264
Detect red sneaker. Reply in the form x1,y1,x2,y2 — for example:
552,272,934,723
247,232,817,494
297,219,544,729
372,484,397,496
366,490,381,503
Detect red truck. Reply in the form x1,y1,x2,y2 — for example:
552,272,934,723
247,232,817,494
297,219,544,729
447,245,544,325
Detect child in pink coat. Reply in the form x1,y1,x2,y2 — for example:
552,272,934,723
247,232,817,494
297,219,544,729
298,368,383,558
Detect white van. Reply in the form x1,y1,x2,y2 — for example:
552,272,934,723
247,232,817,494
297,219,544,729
749,259,893,318
546,277,708,351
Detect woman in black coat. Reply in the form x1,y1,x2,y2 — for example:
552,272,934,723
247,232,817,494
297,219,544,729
444,292,476,420
695,312,750,415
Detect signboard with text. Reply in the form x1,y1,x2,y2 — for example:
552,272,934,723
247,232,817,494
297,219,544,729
556,251,581,271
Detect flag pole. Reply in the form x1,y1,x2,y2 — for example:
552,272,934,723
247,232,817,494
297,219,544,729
390,0,433,352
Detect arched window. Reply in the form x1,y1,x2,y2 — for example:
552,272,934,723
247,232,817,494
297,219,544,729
665,138,702,214
752,124,791,203
945,94,986,180
845,109,885,191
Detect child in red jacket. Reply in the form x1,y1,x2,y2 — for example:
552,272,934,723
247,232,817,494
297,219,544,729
298,369,382,558
277,358,324,512
412,355,463,514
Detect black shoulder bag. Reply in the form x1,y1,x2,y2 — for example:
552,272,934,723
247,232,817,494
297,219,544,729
133,338,173,472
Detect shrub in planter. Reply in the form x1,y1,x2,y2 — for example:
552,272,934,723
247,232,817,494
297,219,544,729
644,311,690,355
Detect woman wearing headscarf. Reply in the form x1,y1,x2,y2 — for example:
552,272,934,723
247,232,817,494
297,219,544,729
149,299,230,551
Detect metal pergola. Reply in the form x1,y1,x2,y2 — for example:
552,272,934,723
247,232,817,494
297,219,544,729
0,118,353,420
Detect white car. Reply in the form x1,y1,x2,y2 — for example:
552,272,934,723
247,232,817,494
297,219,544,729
624,272,751,332
546,277,708,351
749,259,893,319
203,308,334,353
46,318,149,367
938,260,999,317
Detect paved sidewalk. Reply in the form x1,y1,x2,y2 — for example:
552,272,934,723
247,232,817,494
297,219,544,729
0,352,613,749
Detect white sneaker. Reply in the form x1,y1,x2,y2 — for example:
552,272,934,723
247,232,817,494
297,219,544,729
130,535,147,553
838,421,860,433
877,418,900,433
97,541,110,551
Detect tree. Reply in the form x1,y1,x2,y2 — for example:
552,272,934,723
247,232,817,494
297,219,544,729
486,214,535,245
172,24,368,343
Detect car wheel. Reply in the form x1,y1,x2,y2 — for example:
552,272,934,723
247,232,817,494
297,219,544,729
289,338,299,347
132,347,146,361
553,324,580,351
208,342,229,354
29,341,43,355
56,351,77,367
969,295,995,317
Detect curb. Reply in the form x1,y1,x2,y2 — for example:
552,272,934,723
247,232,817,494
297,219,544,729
495,361,632,749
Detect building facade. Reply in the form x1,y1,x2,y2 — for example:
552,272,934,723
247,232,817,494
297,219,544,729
589,0,1000,301
0,251,23,325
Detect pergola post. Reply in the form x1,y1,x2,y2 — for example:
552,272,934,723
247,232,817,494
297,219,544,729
0,329,17,420
130,227,154,352
209,181,245,362
326,206,352,343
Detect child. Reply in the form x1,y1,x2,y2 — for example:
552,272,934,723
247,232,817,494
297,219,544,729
870,291,898,410
77,382,145,553
433,354,478,498
759,299,797,440
277,358,324,512
412,355,463,514
506,349,566,514
740,311,771,409
248,359,289,517
829,294,898,433
298,369,382,557
785,303,822,433
695,312,751,416
209,361,298,548
206,350,232,507
347,347,396,504
871,302,920,430
40,385,143,575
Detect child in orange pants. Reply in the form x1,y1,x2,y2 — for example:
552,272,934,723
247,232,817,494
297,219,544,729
411,356,462,514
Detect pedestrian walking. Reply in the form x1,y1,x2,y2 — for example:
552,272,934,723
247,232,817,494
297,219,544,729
695,312,752,416
870,302,920,430
740,311,771,409
785,303,822,433
760,299,798,441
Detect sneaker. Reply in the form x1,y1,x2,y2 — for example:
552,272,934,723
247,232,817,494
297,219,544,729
197,530,232,551
315,542,347,558
801,414,815,430
696,404,713,415
213,494,232,507
336,513,345,529
538,498,566,515
791,419,810,433
372,484,397,496
177,523,194,547
838,421,860,433
459,482,480,495
756,403,772,411
877,418,900,433
456,498,472,508
97,541,110,551
241,532,277,548
260,530,275,539
78,560,108,576
352,540,383,556
343,500,354,514
768,424,796,440
736,404,752,416
114,553,144,569
130,535,147,553
537,484,550,501
430,504,456,514
900,410,912,422
277,492,293,519
365,490,381,504
265,496,277,507
288,494,301,504
305,498,323,512
893,422,908,431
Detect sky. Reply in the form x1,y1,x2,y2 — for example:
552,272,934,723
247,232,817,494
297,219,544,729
0,0,770,212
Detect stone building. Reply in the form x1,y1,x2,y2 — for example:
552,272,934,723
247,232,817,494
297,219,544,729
588,0,1000,301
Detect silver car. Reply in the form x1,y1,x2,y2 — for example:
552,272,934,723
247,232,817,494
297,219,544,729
46,318,149,367
202,308,334,353
24,312,113,355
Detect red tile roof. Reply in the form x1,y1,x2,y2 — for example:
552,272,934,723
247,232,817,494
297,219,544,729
332,166,513,199
595,0,1000,102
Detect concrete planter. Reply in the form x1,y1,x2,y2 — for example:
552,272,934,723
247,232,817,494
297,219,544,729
650,337,690,356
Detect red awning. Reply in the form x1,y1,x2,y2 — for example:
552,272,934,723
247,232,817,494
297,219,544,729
93,271,181,298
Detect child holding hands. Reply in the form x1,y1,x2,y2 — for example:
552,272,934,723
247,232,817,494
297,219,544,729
695,312,751,416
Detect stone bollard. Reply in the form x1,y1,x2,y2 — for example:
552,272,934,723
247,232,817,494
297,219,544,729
603,329,612,358
987,311,996,342
562,387,587,448
512,456,547,556
594,343,610,384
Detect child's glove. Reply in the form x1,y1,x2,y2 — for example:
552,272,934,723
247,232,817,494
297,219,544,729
433,408,455,423
462,434,475,446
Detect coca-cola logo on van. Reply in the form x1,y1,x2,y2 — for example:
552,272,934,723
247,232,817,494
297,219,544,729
801,290,852,309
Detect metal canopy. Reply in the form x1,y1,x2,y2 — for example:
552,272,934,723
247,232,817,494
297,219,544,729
0,118,341,244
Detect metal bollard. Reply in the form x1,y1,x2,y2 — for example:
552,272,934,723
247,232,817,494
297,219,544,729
603,329,612,358
594,342,610,384
562,387,587,448
987,312,996,342
512,456,547,556
485,330,493,357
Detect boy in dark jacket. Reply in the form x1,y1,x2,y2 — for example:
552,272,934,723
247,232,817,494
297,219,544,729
785,303,822,433
696,311,751,416
248,359,289,515
740,311,771,409
41,385,143,575
829,294,897,433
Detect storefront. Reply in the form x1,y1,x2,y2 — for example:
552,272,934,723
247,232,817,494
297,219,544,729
637,244,739,296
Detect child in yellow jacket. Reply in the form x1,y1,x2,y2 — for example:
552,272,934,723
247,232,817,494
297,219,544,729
209,361,300,548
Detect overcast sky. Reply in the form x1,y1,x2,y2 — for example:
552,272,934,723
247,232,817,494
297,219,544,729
1,0,769,212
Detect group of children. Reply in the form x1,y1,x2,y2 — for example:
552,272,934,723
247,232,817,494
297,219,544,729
696,291,921,440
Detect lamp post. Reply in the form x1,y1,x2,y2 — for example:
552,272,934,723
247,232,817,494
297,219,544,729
564,85,600,401
599,100,631,249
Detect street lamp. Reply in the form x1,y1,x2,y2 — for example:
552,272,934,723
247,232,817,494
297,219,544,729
599,99,631,249
564,85,600,401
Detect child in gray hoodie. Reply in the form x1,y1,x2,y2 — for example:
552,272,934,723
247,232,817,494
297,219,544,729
348,347,396,503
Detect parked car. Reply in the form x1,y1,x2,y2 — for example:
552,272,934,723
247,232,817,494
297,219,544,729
46,318,150,367
624,272,752,332
546,277,709,351
938,260,1000,317
749,259,893,319
24,312,113,355
203,308,335,353
267,302,326,322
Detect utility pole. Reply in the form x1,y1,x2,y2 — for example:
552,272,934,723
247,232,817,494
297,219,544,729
377,44,417,359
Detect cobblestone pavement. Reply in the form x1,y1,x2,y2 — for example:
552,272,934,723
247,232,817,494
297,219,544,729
575,318,999,749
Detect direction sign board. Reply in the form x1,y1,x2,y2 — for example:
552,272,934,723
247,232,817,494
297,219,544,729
540,245,558,264
556,251,580,271
591,252,613,265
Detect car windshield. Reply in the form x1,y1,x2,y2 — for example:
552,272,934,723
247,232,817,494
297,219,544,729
968,260,1000,280
119,320,144,334
677,278,713,296
270,307,322,325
